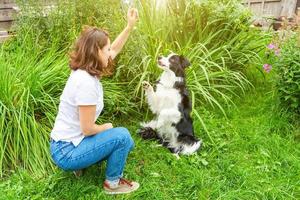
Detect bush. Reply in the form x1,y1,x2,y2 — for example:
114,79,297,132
274,36,300,114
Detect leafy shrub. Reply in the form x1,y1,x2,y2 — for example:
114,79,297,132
274,36,300,114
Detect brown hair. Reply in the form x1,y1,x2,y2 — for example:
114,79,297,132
69,26,114,77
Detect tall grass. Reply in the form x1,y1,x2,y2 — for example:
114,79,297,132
119,0,269,130
0,43,67,175
0,0,269,175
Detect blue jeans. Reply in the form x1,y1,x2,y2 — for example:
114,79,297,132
50,127,134,181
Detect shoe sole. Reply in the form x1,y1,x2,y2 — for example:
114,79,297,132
104,184,140,195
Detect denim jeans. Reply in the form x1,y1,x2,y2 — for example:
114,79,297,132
50,127,134,181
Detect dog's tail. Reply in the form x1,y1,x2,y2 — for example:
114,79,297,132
138,127,158,140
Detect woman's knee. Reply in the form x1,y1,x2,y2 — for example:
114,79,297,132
113,127,134,150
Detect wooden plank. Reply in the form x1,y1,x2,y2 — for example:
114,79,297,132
0,9,16,22
0,30,7,35
249,3,263,16
264,2,283,17
0,0,15,3
243,0,281,4
0,21,12,30
296,7,300,24
0,3,16,9
281,0,297,17
0,34,13,43
261,0,265,15
245,0,297,18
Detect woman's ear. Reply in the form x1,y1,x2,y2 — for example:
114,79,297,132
180,55,191,68
98,49,103,58
98,48,106,58
98,49,107,67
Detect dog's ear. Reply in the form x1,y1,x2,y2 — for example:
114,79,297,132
180,55,191,69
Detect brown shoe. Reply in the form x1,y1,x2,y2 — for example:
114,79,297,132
103,178,140,194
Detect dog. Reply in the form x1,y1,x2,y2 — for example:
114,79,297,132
138,53,202,156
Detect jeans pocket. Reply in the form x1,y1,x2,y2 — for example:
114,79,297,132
50,141,74,170
59,141,74,156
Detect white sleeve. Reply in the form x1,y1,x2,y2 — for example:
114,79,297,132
75,80,98,106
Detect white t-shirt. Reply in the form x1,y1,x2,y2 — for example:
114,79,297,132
50,69,104,146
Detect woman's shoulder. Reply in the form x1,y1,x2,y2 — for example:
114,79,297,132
71,69,98,82
72,69,93,77
68,69,102,91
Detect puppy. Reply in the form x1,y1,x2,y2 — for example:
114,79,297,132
138,53,202,156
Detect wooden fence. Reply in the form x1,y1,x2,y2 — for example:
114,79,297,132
243,0,299,18
0,0,18,42
0,0,18,29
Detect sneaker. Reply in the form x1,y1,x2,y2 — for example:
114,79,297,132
103,178,140,194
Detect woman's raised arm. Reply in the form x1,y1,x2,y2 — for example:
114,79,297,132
110,8,138,59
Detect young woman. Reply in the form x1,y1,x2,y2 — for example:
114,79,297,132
50,8,139,195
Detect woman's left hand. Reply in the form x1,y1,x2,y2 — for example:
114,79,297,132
127,8,139,29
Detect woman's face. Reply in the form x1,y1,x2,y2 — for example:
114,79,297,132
99,38,111,68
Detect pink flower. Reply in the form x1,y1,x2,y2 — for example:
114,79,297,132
266,43,281,56
267,43,276,49
263,64,272,73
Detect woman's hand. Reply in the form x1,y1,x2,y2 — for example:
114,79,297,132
79,105,114,136
127,8,138,30
110,8,138,59
102,123,113,131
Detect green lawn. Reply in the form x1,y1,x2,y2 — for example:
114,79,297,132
0,80,299,200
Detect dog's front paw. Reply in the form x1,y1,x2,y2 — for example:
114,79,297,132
142,81,153,91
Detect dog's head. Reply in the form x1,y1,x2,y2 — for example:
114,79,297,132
157,53,191,77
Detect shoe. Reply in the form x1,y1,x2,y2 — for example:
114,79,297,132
103,178,140,194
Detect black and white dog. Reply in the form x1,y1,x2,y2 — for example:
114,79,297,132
138,53,202,156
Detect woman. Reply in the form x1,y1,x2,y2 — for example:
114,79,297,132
50,8,139,195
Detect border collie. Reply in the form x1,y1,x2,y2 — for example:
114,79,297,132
138,53,202,156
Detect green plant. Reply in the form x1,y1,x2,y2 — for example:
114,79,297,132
125,0,268,111
274,36,300,114
263,28,300,116
0,43,67,176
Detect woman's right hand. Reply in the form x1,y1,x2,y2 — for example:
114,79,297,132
127,8,139,30
102,123,113,131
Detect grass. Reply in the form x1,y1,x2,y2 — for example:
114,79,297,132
0,78,299,199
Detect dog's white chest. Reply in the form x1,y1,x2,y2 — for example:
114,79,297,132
155,84,181,110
